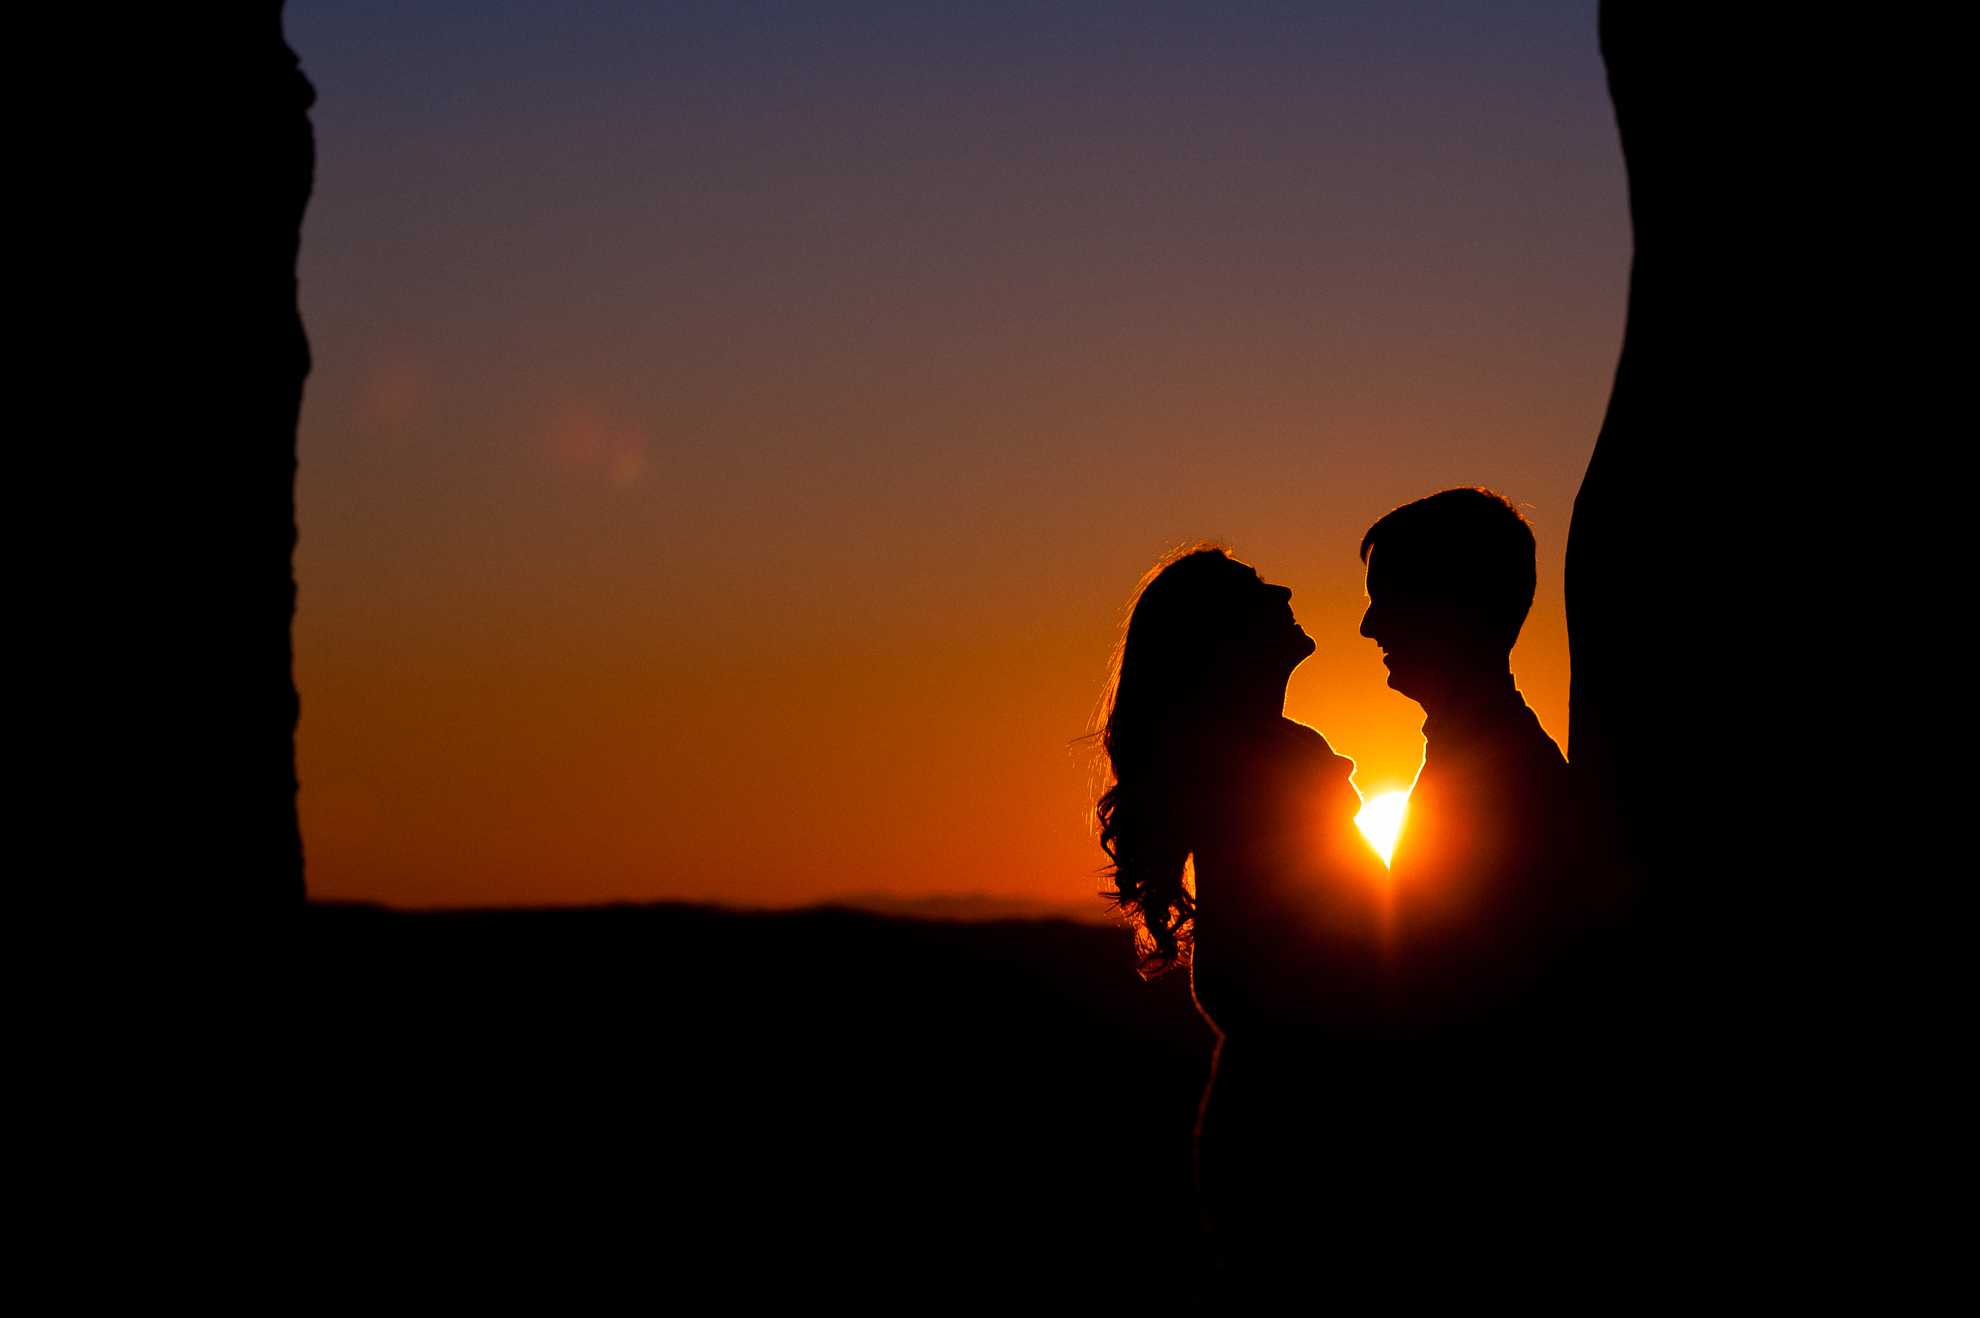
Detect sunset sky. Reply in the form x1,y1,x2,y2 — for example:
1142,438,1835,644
288,0,1628,913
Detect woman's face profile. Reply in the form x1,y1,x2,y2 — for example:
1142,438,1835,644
1123,552,1313,721
1218,565,1315,697
1254,574,1315,667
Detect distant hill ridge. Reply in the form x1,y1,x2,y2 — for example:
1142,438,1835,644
313,891,1120,924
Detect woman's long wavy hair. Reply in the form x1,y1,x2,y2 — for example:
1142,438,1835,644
1095,544,1264,977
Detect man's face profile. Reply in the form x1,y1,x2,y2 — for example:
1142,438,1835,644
1359,546,1500,707
1360,546,1435,699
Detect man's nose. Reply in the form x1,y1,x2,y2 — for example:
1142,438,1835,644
1359,603,1377,639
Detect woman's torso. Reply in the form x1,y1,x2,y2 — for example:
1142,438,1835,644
1187,717,1386,1040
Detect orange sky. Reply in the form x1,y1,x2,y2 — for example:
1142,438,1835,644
289,1,1626,911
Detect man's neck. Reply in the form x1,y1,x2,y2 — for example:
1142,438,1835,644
1418,666,1518,730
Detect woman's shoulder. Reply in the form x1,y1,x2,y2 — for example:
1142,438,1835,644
1277,717,1349,761
1276,717,1356,778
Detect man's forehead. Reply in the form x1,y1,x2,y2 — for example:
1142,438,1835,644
1366,544,1447,593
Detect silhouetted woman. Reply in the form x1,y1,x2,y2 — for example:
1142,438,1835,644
1094,546,1384,1296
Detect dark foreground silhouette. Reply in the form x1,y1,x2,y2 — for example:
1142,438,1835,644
38,2,1947,1299
1556,4,1952,1270
302,902,1216,1305
22,11,312,1278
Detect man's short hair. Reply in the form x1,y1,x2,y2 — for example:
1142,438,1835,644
1359,487,1536,646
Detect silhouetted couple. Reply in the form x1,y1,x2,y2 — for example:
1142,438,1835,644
1096,488,1593,1301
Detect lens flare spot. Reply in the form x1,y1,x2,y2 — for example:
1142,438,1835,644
548,402,648,487
1355,790,1409,867
359,359,426,431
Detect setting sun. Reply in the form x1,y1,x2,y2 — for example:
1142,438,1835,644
1355,790,1410,867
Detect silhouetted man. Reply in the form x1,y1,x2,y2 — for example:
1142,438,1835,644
1359,487,1580,1025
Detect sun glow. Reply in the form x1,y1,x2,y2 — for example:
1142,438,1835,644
1355,790,1409,867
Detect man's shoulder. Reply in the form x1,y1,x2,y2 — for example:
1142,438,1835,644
1430,698,1567,786
1475,705,1568,794
1509,701,1568,771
